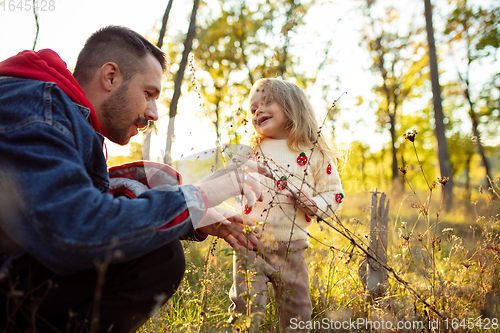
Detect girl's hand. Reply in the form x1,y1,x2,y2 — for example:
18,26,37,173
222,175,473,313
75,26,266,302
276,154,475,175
287,190,317,216
195,160,271,209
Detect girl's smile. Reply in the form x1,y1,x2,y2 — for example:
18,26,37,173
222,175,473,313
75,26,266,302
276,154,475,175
250,89,289,140
257,115,271,126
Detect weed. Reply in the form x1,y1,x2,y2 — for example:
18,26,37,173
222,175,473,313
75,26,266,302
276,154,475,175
138,130,499,333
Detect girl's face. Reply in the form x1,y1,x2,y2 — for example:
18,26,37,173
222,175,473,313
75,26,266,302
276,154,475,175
250,88,289,140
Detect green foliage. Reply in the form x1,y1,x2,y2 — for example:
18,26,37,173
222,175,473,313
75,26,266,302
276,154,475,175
359,3,428,184
341,119,438,195
436,0,497,192
189,0,315,146
477,72,500,139
444,0,500,145
445,0,500,59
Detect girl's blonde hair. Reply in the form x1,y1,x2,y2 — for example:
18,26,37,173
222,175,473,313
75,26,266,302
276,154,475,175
249,78,336,161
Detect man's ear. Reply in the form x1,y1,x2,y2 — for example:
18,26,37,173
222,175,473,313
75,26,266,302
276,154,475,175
100,62,123,92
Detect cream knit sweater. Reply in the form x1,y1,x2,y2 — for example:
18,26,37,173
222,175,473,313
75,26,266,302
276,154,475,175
244,138,343,244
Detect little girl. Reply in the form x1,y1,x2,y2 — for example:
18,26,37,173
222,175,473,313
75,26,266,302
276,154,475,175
229,78,344,331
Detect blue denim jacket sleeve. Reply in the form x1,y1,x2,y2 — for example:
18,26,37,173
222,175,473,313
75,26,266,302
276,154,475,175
0,78,206,275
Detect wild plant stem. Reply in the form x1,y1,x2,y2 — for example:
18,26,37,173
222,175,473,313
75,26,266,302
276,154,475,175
487,176,500,199
325,249,335,305
197,238,217,331
32,0,39,50
412,142,439,309
412,142,432,192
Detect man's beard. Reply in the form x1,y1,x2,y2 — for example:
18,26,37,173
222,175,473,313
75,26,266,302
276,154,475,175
100,82,134,145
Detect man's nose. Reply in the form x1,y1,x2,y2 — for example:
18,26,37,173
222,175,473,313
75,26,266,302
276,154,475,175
145,101,159,121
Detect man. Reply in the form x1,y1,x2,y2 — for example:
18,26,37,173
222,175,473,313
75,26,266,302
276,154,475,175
0,26,264,332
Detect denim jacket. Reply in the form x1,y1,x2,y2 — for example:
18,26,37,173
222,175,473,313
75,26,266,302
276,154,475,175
0,77,207,275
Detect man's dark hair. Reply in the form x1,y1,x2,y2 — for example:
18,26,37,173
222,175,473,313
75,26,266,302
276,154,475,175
73,25,167,85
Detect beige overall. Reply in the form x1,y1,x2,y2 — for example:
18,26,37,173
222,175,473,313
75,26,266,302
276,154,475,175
229,239,312,332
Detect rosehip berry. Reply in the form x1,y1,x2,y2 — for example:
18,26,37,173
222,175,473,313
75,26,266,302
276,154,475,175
244,205,252,214
335,193,344,203
327,163,332,175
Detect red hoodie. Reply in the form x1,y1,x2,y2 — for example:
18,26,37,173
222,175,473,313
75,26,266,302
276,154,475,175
0,49,206,236
0,49,101,133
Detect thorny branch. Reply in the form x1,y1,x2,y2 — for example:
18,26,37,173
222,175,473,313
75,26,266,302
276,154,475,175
238,95,445,320
186,45,445,318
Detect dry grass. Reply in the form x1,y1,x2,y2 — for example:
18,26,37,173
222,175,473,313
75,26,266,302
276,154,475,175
138,139,500,332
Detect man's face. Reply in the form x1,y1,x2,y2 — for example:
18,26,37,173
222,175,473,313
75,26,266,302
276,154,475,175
100,54,163,145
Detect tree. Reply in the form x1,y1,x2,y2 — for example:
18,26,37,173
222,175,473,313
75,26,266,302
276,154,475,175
423,0,454,209
444,0,500,186
164,0,200,165
361,3,427,190
478,73,500,139
191,1,261,145
190,0,314,147
157,0,174,50
142,0,174,161
447,131,475,205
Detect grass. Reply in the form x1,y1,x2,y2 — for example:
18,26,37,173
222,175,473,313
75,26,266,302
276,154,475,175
137,134,500,332
137,189,500,332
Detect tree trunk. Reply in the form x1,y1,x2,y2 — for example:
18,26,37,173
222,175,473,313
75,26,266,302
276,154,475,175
141,0,174,161
465,86,492,185
462,28,492,186
164,0,200,165
464,153,472,214
157,0,174,49
374,33,400,187
388,112,399,185
424,0,454,209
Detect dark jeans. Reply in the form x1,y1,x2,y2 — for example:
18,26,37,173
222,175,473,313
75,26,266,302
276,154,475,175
0,239,185,333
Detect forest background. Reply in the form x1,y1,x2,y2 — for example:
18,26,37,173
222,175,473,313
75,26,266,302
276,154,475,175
1,0,498,199
1,0,499,331
114,0,499,212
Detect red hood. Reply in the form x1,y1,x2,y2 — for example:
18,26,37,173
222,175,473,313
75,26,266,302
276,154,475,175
0,49,101,133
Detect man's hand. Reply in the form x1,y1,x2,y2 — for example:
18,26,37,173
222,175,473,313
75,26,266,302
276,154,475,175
197,207,259,250
196,160,271,209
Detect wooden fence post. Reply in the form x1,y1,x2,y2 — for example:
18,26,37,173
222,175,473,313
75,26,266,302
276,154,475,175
361,189,390,299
